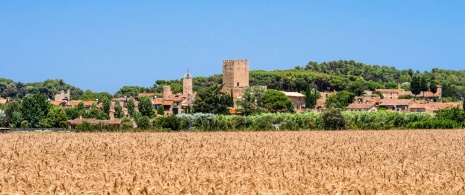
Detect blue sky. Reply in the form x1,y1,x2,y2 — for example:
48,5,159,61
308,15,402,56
1,1,464,93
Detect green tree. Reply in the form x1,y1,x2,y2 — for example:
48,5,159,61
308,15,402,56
136,116,152,130
77,90,112,101
193,84,230,115
102,97,110,117
121,117,134,129
410,76,421,101
64,107,79,120
77,101,85,114
4,99,22,127
420,76,428,97
325,90,355,109
305,87,320,109
157,105,164,116
85,104,108,120
127,98,135,117
322,108,346,130
46,105,68,127
262,89,293,113
114,86,145,97
430,80,438,99
236,86,266,116
114,101,124,118
139,96,155,118
20,94,50,128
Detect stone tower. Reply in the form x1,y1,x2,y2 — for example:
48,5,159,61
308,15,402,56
222,59,249,106
183,71,193,97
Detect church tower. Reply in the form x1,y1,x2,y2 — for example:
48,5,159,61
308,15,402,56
183,70,193,97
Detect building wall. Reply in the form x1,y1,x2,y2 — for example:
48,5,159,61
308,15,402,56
54,90,71,101
287,96,305,111
163,86,172,98
222,59,249,106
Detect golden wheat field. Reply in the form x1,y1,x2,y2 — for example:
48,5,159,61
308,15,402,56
1,130,465,194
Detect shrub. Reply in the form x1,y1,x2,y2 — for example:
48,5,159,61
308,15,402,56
121,117,134,129
20,120,29,128
156,115,181,131
322,108,345,130
136,116,152,130
406,120,459,129
76,121,94,132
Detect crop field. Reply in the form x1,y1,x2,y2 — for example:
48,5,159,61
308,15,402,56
1,130,465,194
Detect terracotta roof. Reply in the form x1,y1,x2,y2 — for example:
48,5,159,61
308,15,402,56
112,98,126,101
153,98,163,105
280,91,305,97
162,100,174,106
378,99,413,106
0,97,7,104
67,100,82,107
137,93,155,97
346,102,377,109
376,89,403,93
49,100,63,106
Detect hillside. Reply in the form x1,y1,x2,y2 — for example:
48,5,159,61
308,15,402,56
2,60,465,100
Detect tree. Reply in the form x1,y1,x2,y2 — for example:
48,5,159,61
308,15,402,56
325,90,355,109
127,98,135,117
305,87,320,109
157,105,164,116
236,86,266,116
410,76,421,101
262,89,293,113
102,97,110,117
420,76,428,97
114,101,124,118
322,108,346,130
139,96,155,118
4,99,22,127
121,117,134,129
85,104,108,120
20,94,50,128
430,80,438,99
65,107,79,120
193,84,230,115
136,116,152,130
77,101,85,114
46,105,68,127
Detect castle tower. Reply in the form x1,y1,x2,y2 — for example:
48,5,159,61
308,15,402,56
163,86,172,98
222,59,249,107
183,71,193,97
222,59,249,89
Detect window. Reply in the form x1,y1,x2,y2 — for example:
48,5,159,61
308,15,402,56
237,82,239,87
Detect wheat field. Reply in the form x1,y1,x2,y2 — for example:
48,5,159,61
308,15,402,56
1,130,465,194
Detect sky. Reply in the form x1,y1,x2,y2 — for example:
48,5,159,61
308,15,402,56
1,1,464,94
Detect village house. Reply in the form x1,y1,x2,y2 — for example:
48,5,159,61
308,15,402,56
409,101,463,114
280,91,306,112
346,96,380,112
153,71,195,115
375,83,442,100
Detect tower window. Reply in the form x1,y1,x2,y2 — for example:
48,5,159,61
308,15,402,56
237,82,239,87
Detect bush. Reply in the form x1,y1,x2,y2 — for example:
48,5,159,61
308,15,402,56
20,120,29,128
136,116,152,130
76,121,94,132
322,108,345,130
121,117,134,129
156,115,181,131
406,120,459,129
